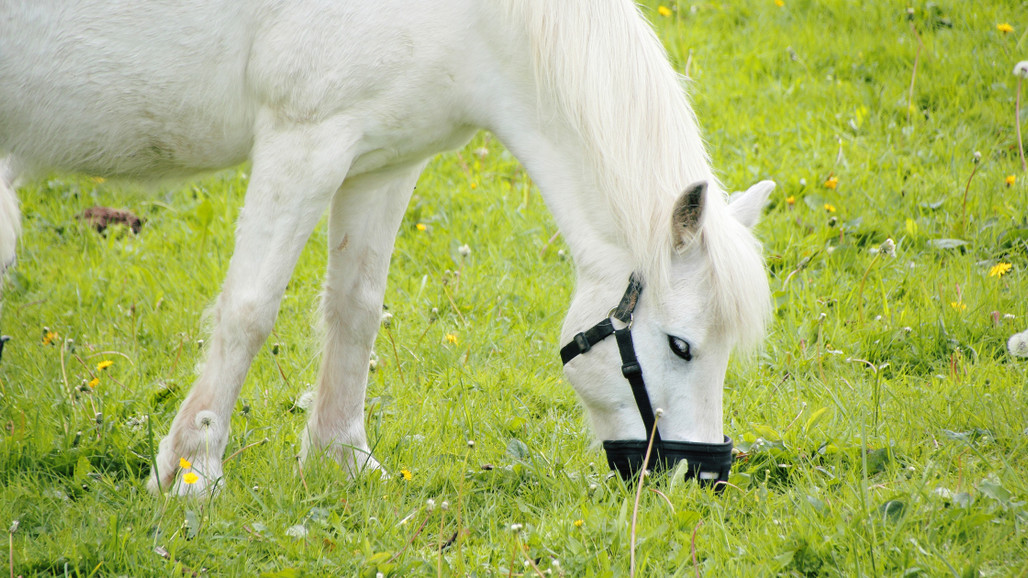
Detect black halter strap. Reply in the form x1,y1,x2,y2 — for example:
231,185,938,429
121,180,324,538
560,273,659,443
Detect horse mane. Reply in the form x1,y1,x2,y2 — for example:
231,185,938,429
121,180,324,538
501,0,770,351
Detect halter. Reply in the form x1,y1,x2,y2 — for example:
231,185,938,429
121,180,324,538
560,273,734,487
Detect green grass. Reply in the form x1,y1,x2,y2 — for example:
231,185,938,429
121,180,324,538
3,1,1028,575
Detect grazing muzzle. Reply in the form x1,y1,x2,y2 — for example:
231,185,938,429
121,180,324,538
561,273,734,488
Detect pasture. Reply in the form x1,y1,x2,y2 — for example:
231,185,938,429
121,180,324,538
2,1,1027,575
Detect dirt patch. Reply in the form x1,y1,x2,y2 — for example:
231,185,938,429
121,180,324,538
77,206,144,235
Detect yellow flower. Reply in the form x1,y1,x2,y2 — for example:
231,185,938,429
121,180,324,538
823,176,838,189
657,6,672,17
183,472,199,485
400,469,412,481
445,333,459,345
88,377,99,389
823,203,836,213
42,330,59,346
416,223,427,231
96,360,113,371
573,519,584,527
785,195,795,206
775,0,785,6
997,23,1014,34
989,262,1012,278
1005,175,1016,187
950,301,967,312
179,457,192,469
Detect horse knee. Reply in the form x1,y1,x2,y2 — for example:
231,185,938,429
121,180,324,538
215,292,278,349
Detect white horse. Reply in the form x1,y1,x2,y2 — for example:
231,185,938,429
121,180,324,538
0,0,774,494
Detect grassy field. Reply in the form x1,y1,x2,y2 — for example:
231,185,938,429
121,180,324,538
3,1,1027,575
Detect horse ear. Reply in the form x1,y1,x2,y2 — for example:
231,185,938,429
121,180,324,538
671,181,707,248
729,180,775,229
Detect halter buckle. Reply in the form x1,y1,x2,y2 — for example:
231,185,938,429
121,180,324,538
621,361,641,378
607,307,633,329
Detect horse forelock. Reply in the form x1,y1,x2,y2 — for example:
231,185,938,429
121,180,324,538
696,199,772,353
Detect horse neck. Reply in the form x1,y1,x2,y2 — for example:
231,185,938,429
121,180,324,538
475,1,717,289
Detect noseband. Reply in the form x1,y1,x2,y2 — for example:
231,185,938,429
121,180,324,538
560,273,734,487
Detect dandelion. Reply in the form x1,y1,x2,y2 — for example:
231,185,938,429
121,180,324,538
824,176,838,189
880,238,896,258
183,472,199,485
989,262,1012,278
96,359,113,371
88,377,99,389
1008,330,1028,357
380,311,393,328
426,498,436,511
458,244,471,258
573,519,584,527
510,523,523,532
775,0,784,6
785,195,795,206
416,223,427,232
399,468,412,481
1006,175,1016,187
445,333,459,345
41,329,59,346
180,457,192,469
823,203,836,213
950,301,967,312
657,5,672,17
997,23,1014,34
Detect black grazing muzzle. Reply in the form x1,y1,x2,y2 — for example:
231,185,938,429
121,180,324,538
560,273,734,488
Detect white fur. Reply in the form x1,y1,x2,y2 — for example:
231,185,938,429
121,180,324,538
0,0,773,494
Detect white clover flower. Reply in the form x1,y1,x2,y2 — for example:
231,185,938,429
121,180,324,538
1014,61,1028,79
380,311,393,328
458,244,471,258
1008,330,1028,357
510,523,523,532
426,498,436,511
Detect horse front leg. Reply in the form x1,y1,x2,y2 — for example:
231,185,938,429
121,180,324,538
149,115,359,495
0,158,20,285
300,163,425,476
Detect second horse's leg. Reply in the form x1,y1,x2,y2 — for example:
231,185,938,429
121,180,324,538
301,163,425,475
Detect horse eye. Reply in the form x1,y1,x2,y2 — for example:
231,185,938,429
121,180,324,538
668,335,692,361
